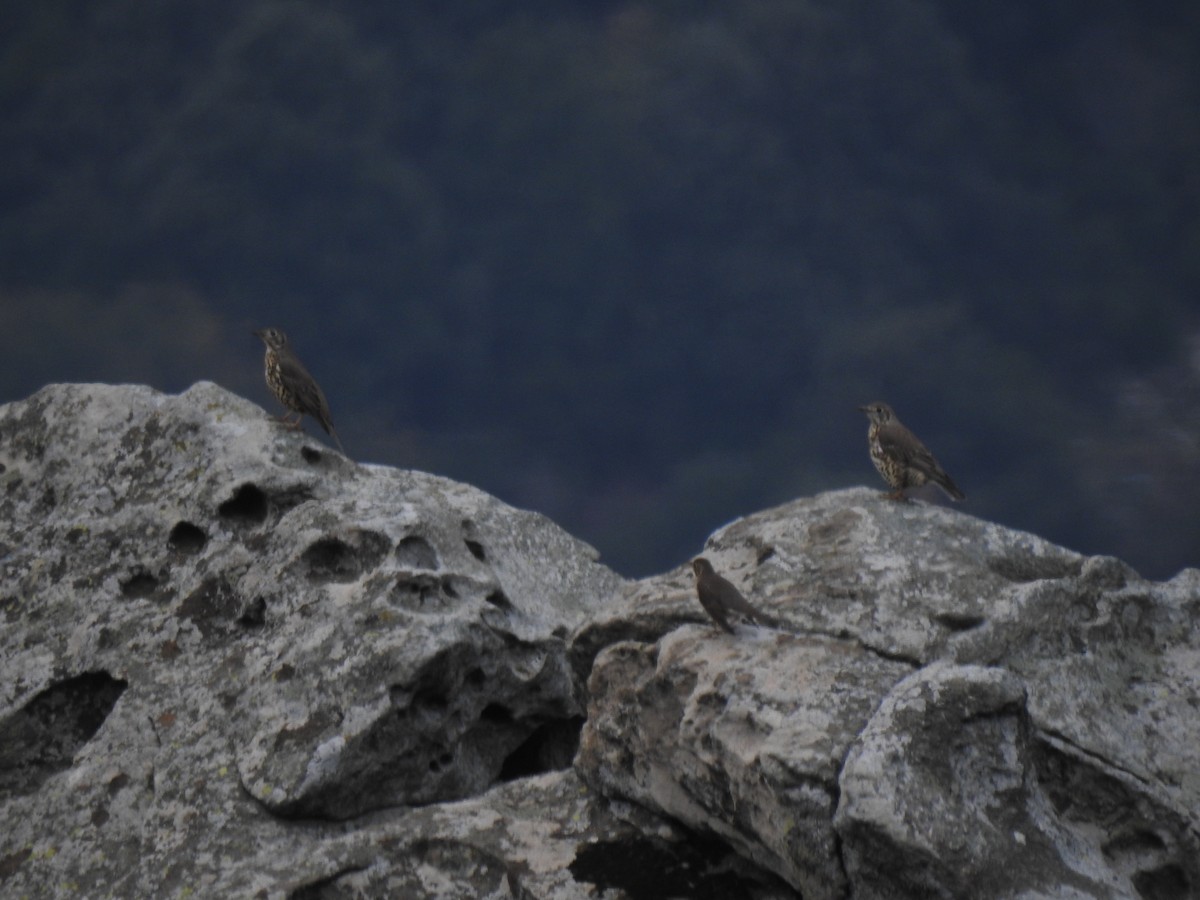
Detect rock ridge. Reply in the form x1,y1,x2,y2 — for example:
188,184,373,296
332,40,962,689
0,382,1196,898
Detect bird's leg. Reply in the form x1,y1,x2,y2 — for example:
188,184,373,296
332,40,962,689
885,489,908,502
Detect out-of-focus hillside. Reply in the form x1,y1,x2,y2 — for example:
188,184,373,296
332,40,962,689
1,1,1197,576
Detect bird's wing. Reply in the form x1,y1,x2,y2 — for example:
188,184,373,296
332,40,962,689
278,355,333,422
713,577,764,621
879,422,939,473
881,422,961,496
697,585,735,632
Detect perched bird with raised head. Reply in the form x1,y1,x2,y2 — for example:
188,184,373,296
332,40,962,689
691,557,772,634
254,327,345,453
859,401,963,501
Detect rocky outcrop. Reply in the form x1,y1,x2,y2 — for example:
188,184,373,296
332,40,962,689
1,383,1197,898
0,382,630,896
578,488,1200,900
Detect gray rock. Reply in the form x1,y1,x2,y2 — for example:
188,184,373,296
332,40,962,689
577,627,912,899
577,491,1200,898
0,383,628,895
836,663,1125,899
2,383,1197,899
148,769,794,899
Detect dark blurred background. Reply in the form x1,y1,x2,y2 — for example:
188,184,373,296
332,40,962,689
1,1,1197,579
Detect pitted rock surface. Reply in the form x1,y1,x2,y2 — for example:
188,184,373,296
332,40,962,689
1,382,1197,899
0,382,626,895
577,491,1200,899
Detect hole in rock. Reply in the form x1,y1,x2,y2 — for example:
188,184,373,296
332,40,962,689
464,539,486,561
465,668,486,687
120,569,160,599
238,596,267,628
484,589,513,612
0,671,128,799
1133,864,1190,900
428,751,454,774
412,687,448,714
217,483,268,526
495,717,584,783
389,573,445,613
302,531,390,583
168,521,207,554
178,577,243,637
569,829,787,900
300,446,322,464
932,611,986,632
1105,829,1168,858
481,703,513,724
396,535,439,570
303,538,355,581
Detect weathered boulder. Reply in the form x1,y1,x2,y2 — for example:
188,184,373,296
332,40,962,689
577,490,1200,899
2,383,1197,899
577,626,912,899
0,382,631,895
834,661,1191,899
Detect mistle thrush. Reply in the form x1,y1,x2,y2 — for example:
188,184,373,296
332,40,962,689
254,327,345,453
859,401,963,501
691,557,772,634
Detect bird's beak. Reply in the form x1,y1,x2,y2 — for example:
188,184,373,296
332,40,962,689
857,405,869,412
252,329,264,339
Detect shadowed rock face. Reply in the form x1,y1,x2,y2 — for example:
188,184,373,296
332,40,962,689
0,382,1197,898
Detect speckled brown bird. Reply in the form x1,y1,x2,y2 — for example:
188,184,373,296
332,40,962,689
691,557,771,634
859,401,963,501
254,327,345,453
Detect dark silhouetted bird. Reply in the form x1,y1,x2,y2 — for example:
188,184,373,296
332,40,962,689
859,402,963,501
254,327,345,453
691,557,772,634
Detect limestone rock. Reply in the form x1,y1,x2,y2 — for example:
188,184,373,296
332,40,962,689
577,491,1200,898
835,662,1198,899
145,769,794,899
577,627,912,899
2,383,1198,899
0,382,627,895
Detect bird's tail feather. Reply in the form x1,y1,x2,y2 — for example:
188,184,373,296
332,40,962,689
936,471,965,501
327,424,346,455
